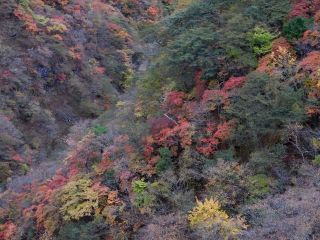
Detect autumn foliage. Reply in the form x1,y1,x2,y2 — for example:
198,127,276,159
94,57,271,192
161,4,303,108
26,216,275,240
197,121,233,156
0,222,16,240
2,0,320,239
223,76,246,91
188,198,247,239
290,0,320,18
164,91,186,108
14,6,39,33
299,51,320,72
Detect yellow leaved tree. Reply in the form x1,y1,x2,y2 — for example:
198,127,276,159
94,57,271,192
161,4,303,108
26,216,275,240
188,198,247,239
55,178,99,221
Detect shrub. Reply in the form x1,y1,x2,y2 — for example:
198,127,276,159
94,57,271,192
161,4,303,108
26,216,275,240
0,163,12,185
213,148,235,162
133,191,156,209
299,51,320,72
171,190,195,213
20,163,29,175
54,178,99,221
156,147,172,172
248,27,275,56
248,144,287,174
173,0,194,11
0,222,16,239
247,174,271,201
135,213,188,240
205,160,248,212
283,17,313,40
57,217,108,240
47,23,68,33
92,124,108,136
103,170,117,189
150,181,171,199
312,155,320,165
188,198,247,239
132,179,147,194
132,179,155,209
79,101,102,118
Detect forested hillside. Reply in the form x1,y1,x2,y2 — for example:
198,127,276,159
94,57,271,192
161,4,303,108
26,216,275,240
0,0,320,239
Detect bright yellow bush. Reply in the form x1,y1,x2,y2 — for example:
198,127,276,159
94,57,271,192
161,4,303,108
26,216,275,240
188,198,247,239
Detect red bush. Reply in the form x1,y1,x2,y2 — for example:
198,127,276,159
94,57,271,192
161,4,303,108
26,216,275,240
222,76,246,91
147,6,160,17
95,152,112,174
197,122,219,156
12,153,24,162
299,51,320,72
302,30,320,47
164,91,186,107
148,116,176,135
14,6,39,33
46,169,68,189
257,54,273,73
155,119,192,147
0,222,16,239
202,90,228,103
144,119,192,161
272,37,293,55
290,0,320,18
143,136,154,159
213,121,233,141
197,121,233,156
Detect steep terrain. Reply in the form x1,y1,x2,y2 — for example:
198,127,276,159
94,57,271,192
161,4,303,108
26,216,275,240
0,0,160,186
